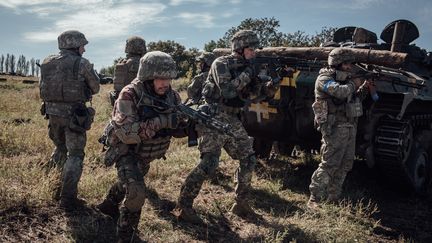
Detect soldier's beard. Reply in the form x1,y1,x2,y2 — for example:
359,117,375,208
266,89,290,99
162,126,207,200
155,86,169,95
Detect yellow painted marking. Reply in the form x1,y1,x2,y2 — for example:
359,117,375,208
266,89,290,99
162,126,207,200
274,70,301,100
249,102,278,123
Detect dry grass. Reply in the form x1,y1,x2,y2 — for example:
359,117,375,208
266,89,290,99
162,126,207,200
0,75,431,242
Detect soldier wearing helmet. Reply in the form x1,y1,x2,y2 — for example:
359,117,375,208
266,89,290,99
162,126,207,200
187,52,215,104
39,30,100,211
110,36,147,105
308,47,373,210
97,51,186,242
172,30,278,223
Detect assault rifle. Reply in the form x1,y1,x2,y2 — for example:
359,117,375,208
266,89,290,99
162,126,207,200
141,93,237,146
247,56,325,83
353,63,426,89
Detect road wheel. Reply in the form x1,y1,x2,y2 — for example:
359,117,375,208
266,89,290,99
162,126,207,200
406,142,431,195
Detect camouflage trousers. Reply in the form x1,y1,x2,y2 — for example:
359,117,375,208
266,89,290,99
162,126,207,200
47,115,86,201
103,153,151,241
178,111,256,208
309,125,357,201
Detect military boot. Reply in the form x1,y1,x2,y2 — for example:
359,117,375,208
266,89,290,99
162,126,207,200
230,199,258,219
306,196,321,211
97,198,120,220
97,182,124,219
117,207,142,243
59,197,87,212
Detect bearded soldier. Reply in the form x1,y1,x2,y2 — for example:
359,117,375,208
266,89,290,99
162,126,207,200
308,48,374,209
172,30,278,223
40,30,100,211
97,51,183,242
187,52,215,104
110,36,147,105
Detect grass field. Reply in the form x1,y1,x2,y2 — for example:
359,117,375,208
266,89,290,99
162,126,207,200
1,74,431,242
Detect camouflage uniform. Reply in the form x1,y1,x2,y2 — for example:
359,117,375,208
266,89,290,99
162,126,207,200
98,51,181,242
110,36,147,105
175,30,277,219
309,48,369,204
40,30,100,209
187,52,215,104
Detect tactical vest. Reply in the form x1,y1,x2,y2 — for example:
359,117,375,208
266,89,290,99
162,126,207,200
314,68,358,124
113,56,140,92
132,81,179,161
187,71,208,103
40,52,89,103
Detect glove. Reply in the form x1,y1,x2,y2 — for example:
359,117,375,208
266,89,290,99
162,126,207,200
158,113,178,129
236,66,254,90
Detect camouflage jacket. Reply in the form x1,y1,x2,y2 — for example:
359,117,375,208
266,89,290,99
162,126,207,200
313,67,368,126
187,71,208,104
111,79,181,144
203,53,277,108
41,49,100,117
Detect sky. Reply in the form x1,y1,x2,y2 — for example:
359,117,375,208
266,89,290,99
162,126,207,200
1,0,431,71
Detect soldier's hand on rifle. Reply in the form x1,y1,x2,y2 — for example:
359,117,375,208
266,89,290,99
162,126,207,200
158,112,178,129
353,77,364,89
236,66,254,90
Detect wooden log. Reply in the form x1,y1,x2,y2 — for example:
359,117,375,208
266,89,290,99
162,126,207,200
213,47,408,68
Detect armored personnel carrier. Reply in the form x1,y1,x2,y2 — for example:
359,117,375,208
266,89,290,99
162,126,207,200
213,19,432,193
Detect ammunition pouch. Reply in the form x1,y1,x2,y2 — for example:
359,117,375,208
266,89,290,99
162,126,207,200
346,97,363,118
69,106,95,133
104,143,129,167
312,99,328,129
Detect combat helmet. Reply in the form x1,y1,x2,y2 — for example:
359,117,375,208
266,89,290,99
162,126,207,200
231,30,261,52
196,52,216,67
125,36,147,55
58,30,88,49
137,51,177,81
328,48,356,67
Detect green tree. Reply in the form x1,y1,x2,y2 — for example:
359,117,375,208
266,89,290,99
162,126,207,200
204,17,286,49
5,54,9,73
204,40,217,52
204,17,337,49
30,58,36,76
9,54,16,74
99,57,121,77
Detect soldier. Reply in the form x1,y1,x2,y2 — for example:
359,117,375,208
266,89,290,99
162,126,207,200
39,30,100,211
187,52,215,104
97,51,182,242
110,36,147,105
308,48,374,209
172,30,278,222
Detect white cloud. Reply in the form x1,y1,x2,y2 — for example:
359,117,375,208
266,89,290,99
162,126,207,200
23,2,167,42
312,0,389,10
177,12,215,28
169,0,241,6
169,0,218,6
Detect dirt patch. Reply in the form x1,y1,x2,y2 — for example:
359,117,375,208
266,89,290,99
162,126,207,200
0,201,116,242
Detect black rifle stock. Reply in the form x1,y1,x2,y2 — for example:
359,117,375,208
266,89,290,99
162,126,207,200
353,63,425,89
141,93,237,146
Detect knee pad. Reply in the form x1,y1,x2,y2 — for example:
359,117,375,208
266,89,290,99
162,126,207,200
123,180,146,212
